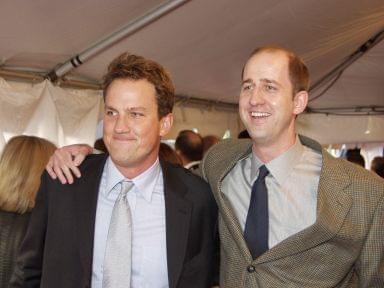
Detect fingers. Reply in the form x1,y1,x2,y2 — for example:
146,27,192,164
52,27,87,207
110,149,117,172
46,157,57,179
54,163,73,185
46,151,74,184
45,144,93,184
73,154,86,172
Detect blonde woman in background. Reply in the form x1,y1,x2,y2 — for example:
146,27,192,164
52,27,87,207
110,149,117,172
0,135,56,287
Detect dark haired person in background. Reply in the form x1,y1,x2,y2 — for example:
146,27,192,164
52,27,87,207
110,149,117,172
202,135,220,156
371,156,384,178
159,142,183,166
175,130,203,173
346,148,365,167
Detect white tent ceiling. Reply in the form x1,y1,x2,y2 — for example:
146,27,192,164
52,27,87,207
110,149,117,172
1,0,383,113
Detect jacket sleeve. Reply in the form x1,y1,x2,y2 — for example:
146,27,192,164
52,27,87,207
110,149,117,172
8,172,50,288
357,194,384,287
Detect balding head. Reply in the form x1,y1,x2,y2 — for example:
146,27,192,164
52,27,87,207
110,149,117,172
242,45,310,95
175,130,203,164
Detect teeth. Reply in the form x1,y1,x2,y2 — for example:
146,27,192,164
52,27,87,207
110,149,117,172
251,112,270,117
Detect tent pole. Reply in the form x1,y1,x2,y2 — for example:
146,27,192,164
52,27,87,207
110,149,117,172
46,0,190,81
309,29,384,99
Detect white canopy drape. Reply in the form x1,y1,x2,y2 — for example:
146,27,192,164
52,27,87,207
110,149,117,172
0,78,102,152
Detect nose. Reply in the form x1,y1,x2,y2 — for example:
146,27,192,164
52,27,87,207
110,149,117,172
114,114,130,133
249,86,265,106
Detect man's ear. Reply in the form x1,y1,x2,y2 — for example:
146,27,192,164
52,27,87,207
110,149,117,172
293,91,308,115
159,113,173,137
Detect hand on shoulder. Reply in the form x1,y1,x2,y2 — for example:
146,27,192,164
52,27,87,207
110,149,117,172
46,144,93,184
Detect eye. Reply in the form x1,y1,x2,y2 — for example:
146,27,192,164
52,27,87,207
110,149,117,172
105,109,117,116
265,84,277,92
129,111,144,118
242,83,254,92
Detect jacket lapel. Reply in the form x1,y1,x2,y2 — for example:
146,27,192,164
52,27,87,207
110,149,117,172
162,161,192,288
74,155,108,282
214,142,254,261
213,137,353,263
255,150,352,263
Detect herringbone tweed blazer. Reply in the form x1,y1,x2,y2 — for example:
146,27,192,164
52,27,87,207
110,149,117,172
202,135,384,288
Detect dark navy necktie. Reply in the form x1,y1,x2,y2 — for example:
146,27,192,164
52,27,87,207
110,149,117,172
244,165,269,259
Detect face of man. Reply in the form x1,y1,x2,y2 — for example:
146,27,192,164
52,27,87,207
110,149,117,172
239,50,307,155
103,78,173,177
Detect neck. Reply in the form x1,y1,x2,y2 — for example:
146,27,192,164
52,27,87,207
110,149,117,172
115,155,158,179
253,132,296,163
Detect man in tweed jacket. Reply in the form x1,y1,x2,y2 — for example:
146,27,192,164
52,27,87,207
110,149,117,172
201,46,384,287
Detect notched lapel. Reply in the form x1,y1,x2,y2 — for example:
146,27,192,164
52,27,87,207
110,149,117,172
255,150,353,263
214,142,254,260
75,155,107,282
162,162,192,288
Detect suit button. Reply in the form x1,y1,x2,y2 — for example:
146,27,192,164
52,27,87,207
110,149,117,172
247,265,256,273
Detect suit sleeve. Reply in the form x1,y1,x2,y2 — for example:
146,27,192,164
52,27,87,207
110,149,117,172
357,194,384,287
9,172,50,288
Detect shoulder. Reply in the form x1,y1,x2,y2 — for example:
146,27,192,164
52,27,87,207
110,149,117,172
202,138,252,180
164,161,210,190
41,153,107,189
207,138,251,155
341,157,384,191
324,151,384,207
162,161,216,207
79,153,108,171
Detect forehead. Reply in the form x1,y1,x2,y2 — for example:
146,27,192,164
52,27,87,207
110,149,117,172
105,78,157,105
243,50,290,83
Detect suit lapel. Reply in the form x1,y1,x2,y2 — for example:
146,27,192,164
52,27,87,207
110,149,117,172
75,155,108,282
214,137,353,263
214,142,254,260
255,150,352,263
162,161,192,288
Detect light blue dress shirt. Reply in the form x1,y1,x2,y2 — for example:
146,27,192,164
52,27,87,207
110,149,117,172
91,157,168,288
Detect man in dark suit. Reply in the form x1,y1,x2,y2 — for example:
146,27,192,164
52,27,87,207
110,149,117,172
10,53,217,288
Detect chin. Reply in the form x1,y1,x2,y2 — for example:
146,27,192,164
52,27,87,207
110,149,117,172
248,131,268,142
109,148,133,161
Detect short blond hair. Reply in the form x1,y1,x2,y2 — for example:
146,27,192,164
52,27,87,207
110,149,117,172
0,135,56,213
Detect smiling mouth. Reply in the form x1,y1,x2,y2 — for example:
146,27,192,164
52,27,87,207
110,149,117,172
250,111,271,118
113,137,136,142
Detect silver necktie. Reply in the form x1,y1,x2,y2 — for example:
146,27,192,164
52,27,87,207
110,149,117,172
103,180,134,288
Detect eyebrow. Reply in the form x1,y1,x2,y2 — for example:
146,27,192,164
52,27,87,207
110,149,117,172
241,78,281,86
241,78,253,85
260,78,280,86
105,105,146,111
127,107,146,112
105,105,117,111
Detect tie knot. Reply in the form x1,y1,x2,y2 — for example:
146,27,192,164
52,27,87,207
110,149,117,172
258,165,269,180
120,180,134,197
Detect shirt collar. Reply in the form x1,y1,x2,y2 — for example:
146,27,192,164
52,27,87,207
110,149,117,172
105,157,162,203
250,135,304,185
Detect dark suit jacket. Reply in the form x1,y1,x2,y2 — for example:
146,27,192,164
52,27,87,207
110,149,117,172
10,154,218,288
202,135,384,288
